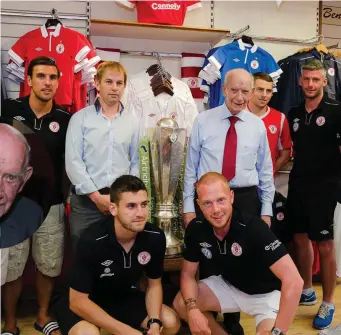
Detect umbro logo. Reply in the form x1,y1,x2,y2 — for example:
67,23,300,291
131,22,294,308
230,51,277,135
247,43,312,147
14,116,25,121
293,118,300,122
35,47,43,52
233,58,240,62
199,242,212,248
320,230,329,235
101,260,113,266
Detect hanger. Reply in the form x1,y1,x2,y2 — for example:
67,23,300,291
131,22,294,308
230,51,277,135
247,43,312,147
146,64,159,76
315,44,329,54
45,8,62,28
240,35,254,46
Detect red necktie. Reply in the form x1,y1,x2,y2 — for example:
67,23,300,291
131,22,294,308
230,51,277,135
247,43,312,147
222,116,239,181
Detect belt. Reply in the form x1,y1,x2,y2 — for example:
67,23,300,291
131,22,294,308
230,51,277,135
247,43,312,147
71,186,110,195
231,186,257,194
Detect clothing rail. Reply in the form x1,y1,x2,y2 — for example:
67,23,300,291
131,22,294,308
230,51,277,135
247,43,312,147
120,50,182,58
0,9,88,20
227,24,323,45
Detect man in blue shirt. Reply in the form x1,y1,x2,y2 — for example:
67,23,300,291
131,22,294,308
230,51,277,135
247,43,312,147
184,68,274,227
65,61,140,249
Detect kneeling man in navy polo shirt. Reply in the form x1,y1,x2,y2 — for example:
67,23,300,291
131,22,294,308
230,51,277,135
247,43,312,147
173,172,303,335
55,175,180,335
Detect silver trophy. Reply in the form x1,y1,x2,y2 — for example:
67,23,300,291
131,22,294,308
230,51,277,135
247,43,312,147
150,118,186,257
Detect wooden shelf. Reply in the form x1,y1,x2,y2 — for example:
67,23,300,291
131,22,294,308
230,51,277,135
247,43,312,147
90,19,229,45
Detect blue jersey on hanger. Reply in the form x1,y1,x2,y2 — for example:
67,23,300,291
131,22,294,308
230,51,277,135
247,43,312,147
208,40,282,106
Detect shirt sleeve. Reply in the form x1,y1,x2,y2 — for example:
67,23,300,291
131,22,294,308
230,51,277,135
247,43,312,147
65,112,98,195
183,220,201,262
8,35,27,66
129,118,141,177
208,47,226,71
183,115,201,213
250,219,288,268
186,1,202,12
256,122,275,216
278,114,292,151
69,239,95,294
184,95,199,136
145,232,166,279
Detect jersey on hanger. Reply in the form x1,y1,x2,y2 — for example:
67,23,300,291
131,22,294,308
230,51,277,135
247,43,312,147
8,24,91,107
117,0,202,25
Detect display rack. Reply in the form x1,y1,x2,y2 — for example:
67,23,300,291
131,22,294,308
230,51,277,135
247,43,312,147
90,19,229,45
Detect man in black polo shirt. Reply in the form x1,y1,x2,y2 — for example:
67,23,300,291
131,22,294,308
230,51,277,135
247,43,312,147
287,59,341,330
173,172,303,335
54,175,180,335
1,56,71,335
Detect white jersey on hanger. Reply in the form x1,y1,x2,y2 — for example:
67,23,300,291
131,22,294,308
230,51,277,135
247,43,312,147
123,71,198,139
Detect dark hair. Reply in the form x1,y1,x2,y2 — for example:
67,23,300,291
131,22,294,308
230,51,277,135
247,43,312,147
253,72,273,83
110,175,147,204
27,56,60,78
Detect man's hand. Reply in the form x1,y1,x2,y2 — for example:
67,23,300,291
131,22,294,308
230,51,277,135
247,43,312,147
188,308,211,335
184,212,196,228
261,215,271,227
147,323,161,335
89,192,110,214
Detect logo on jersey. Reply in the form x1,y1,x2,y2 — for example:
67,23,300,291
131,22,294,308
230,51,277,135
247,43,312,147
233,58,240,63
201,248,212,259
293,123,299,132
14,116,25,122
101,260,113,266
152,3,180,10
276,212,284,221
49,121,60,133
320,230,329,235
100,267,115,278
231,242,242,256
316,116,325,126
328,68,335,76
250,60,259,69
268,125,277,134
199,242,212,248
265,239,281,251
56,43,65,54
171,112,178,120
35,47,43,52
138,251,151,265
187,77,199,88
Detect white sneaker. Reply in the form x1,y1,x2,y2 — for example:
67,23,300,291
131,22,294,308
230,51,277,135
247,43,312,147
319,323,341,334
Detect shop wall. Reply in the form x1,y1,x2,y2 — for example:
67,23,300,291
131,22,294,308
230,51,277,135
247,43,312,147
1,1,88,99
321,1,341,46
90,0,319,78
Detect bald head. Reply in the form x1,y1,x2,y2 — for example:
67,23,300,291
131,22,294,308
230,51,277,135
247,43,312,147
196,172,234,229
223,69,252,114
0,124,32,217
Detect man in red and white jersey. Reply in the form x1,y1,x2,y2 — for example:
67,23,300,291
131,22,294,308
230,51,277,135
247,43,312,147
248,72,292,175
117,0,202,26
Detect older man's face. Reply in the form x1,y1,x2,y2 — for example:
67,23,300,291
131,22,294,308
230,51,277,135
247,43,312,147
223,72,252,114
0,139,31,217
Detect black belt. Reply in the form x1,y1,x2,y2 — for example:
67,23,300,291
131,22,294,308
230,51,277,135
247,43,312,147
71,186,110,195
231,186,257,194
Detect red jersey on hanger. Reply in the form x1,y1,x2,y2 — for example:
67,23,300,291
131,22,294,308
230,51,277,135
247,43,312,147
8,24,91,107
117,0,202,26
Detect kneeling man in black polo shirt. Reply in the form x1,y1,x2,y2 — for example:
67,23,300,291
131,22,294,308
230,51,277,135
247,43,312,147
173,172,303,335
55,175,180,335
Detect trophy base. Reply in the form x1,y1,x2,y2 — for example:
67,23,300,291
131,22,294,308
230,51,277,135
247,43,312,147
165,234,183,258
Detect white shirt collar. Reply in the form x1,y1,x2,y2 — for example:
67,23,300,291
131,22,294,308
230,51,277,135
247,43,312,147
237,39,258,53
40,23,62,38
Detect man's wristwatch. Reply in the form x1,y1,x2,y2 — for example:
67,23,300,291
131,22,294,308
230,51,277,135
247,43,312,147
147,318,163,331
271,327,285,335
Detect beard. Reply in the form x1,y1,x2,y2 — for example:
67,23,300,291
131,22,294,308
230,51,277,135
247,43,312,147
118,214,146,233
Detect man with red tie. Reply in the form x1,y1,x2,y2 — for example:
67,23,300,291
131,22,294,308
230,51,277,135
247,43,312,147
183,68,275,334
184,68,274,226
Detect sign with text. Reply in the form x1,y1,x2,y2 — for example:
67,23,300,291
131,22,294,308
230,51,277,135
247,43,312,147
322,6,341,26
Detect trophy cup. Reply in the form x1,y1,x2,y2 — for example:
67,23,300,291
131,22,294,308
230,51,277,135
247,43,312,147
150,118,186,257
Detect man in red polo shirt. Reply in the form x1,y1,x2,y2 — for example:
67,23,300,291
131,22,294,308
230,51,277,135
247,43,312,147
248,72,291,175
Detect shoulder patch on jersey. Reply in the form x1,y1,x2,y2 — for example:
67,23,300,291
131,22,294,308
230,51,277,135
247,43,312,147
56,108,71,115
325,102,339,106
